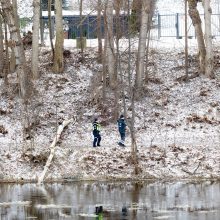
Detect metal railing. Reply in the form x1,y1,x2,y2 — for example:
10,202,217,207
157,13,220,38
19,13,220,39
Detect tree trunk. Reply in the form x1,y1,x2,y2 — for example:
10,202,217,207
144,29,151,84
0,15,3,76
1,0,29,99
127,0,132,87
188,0,206,74
39,3,44,46
112,0,122,120
102,3,108,103
97,0,102,63
185,0,189,80
130,88,138,165
114,0,122,45
128,0,138,172
203,0,213,78
31,0,40,79
3,19,9,84
105,0,116,88
102,25,107,102
52,0,64,73
48,0,54,61
10,0,17,74
79,0,84,61
135,0,151,90
9,48,16,73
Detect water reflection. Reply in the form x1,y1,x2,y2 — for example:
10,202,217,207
0,181,220,220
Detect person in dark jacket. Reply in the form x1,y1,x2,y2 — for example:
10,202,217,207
92,118,101,147
117,114,126,146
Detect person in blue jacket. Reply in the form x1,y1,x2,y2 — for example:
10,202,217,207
92,118,101,147
117,114,126,146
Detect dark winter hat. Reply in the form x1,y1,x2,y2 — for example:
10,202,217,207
120,114,124,118
94,118,98,122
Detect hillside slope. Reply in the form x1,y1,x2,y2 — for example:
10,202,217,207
0,42,220,181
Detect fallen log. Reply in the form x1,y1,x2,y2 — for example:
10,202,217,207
37,117,76,185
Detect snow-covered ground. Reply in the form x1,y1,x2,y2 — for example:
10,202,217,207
0,34,220,182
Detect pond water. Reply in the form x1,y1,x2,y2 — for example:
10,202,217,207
0,181,220,220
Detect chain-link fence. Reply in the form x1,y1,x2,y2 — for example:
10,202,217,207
157,13,220,38
18,12,220,40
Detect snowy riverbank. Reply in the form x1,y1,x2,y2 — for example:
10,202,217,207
0,39,220,182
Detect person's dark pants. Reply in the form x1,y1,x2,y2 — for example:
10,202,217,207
93,132,101,147
119,132,125,143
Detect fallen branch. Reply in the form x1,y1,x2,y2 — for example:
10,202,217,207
192,161,201,174
182,162,201,175
37,117,76,185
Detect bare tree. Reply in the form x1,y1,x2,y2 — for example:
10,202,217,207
184,0,189,80
102,4,107,102
10,0,18,74
31,0,40,79
203,0,213,78
3,15,9,84
9,46,16,73
0,14,3,76
79,0,84,61
97,0,103,63
52,0,64,73
126,0,139,171
105,0,116,88
1,0,29,99
187,0,206,74
135,0,155,91
48,0,55,60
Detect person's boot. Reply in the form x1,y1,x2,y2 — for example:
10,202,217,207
118,142,125,147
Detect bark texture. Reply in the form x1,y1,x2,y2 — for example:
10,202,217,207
135,0,154,90
188,0,206,74
0,15,3,76
9,48,16,73
79,0,84,59
105,0,116,88
97,0,103,63
31,0,40,79
3,18,9,84
1,0,29,99
48,0,54,60
203,0,213,78
52,0,64,73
